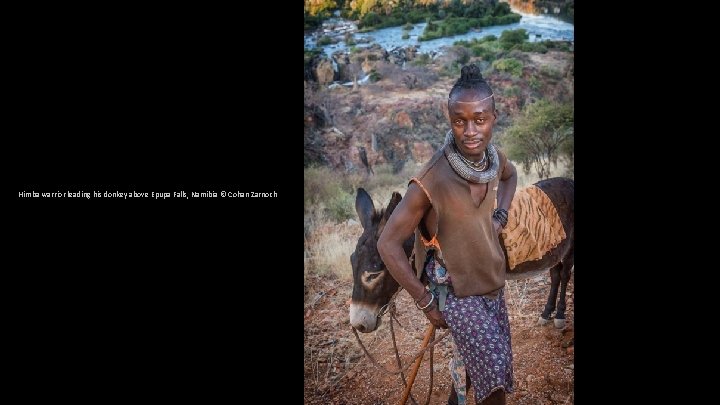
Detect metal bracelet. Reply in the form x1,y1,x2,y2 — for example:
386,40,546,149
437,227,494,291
421,301,437,313
415,291,435,311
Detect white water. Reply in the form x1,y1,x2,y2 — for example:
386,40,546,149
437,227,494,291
305,9,573,57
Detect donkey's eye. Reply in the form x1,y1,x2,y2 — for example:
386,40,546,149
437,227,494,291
366,272,381,282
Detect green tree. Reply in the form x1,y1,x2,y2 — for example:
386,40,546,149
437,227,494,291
492,2,511,16
502,100,573,179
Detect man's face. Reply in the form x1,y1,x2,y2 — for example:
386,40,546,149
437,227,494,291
448,90,496,161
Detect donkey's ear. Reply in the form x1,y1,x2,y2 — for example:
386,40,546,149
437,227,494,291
382,192,403,222
377,192,403,237
356,188,375,230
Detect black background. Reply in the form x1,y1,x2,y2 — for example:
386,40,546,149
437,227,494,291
7,2,710,403
9,3,299,401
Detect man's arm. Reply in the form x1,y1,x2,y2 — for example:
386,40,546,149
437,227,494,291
378,182,447,328
494,155,518,233
497,158,517,210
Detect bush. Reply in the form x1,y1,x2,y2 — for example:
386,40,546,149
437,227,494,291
326,189,355,222
454,36,501,61
441,62,462,78
499,29,529,50
492,2,512,17
502,85,522,97
471,44,498,61
304,166,355,223
517,42,548,53
528,76,542,91
542,40,572,52
411,53,431,66
493,14,521,25
304,13,323,31
540,65,563,79
304,48,322,64
492,58,524,77
406,10,427,24
317,36,333,46
359,12,381,29
340,8,358,20
463,1,489,18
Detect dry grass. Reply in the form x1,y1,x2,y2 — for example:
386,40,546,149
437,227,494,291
513,159,572,188
305,219,363,281
304,162,419,280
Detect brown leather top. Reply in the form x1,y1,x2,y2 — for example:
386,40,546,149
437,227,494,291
411,145,506,298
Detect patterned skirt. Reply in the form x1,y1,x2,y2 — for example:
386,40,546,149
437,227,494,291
425,252,514,404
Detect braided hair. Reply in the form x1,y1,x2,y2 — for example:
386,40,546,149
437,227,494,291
448,64,495,110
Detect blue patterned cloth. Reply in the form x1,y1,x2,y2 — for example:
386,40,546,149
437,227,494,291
425,253,514,403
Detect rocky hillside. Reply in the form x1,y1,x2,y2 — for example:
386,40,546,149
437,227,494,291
304,40,573,172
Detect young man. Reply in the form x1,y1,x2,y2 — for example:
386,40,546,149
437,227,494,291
378,64,518,405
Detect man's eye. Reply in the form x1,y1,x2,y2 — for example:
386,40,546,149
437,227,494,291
454,120,463,125
476,119,485,124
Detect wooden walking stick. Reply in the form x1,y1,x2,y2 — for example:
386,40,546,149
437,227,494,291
399,324,436,405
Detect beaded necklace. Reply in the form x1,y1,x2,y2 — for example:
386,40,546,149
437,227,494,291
443,130,499,184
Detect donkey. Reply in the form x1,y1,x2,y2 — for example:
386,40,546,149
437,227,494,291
349,177,574,333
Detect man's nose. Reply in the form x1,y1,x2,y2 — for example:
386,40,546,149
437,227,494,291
464,121,478,136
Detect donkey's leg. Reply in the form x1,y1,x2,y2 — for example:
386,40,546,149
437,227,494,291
554,253,574,329
538,263,562,326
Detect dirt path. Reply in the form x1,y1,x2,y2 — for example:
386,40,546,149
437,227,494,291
304,272,574,404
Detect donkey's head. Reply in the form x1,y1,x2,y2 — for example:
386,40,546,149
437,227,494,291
349,188,408,332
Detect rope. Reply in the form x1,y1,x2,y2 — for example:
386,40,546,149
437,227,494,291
390,306,419,405
351,325,450,374
351,290,451,405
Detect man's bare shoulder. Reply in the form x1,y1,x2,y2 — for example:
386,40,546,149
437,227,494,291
400,182,432,212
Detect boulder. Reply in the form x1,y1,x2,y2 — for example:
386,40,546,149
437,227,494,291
315,58,335,85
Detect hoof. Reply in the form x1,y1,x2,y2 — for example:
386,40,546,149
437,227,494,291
537,316,550,326
554,318,566,329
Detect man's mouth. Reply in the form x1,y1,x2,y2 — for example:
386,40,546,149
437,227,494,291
464,139,483,149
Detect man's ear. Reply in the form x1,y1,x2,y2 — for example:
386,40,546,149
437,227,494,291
493,109,499,120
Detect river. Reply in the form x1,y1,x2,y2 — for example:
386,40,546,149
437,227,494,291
304,4,573,57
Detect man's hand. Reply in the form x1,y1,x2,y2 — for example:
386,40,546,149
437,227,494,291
424,306,448,329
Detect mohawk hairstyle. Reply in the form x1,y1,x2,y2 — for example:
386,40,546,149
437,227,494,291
448,64,495,109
